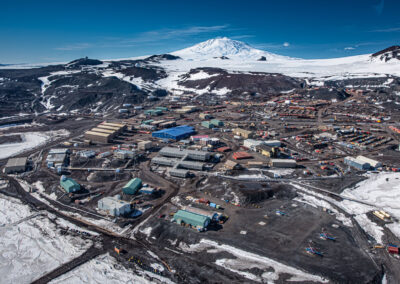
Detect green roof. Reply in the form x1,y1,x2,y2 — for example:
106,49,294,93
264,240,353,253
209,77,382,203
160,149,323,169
201,121,214,128
173,210,211,228
210,119,223,126
60,178,80,193
144,109,163,115
123,178,142,195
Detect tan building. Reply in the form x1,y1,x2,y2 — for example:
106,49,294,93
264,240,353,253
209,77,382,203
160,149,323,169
256,144,279,158
247,161,265,168
84,131,112,143
138,141,153,151
199,113,212,120
101,122,127,132
175,105,198,114
91,128,116,138
224,160,241,170
234,128,255,139
96,124,122,133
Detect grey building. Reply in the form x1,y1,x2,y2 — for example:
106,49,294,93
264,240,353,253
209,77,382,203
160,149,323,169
177,160,205,171
159,147,211,161
151,157,179,167
4,157,27,174
269,159,297,168
169,168,189,178
344,156,370,170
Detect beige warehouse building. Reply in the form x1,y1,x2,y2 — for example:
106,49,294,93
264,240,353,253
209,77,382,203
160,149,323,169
84,131,112,143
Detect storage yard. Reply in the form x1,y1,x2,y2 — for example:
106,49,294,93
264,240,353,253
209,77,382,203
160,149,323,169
1,87,400,283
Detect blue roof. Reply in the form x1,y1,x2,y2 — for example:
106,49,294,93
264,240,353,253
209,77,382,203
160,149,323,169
152,125,195,140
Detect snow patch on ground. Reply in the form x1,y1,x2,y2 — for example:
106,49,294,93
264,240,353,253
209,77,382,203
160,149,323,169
294,192,353,227
0,129,70,159
50,253,172,284
179,239,327,283
0,194,92,284
266,168,295,176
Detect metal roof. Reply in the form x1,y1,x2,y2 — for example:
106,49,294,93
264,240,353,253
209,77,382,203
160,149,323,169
91,128,115,134
151,157,179,166
123,178,142,194
152,125,195,139
85,131,111,137
5,157,27,168
173,210,210,228
159,147,210,160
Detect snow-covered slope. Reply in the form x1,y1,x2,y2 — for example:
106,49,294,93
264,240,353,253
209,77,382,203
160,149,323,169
158,37,400,82
172,37,292,61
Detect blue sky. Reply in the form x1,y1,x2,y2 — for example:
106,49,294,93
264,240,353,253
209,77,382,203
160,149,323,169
1,0,399,63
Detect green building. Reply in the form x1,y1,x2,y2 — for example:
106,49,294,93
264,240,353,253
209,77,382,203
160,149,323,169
210,119,224,127
142,119,154,125
122,178,142,195
60,176,80,193
173,210,211,230
201,121,214,129
155,106,168,112
144,109,163,116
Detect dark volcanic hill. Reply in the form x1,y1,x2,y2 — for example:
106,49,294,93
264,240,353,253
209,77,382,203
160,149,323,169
0,41,400,118
372,46,400,62
178,67,303,97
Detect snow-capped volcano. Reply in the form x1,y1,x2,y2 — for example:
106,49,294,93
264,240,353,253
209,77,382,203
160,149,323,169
172,37,291,61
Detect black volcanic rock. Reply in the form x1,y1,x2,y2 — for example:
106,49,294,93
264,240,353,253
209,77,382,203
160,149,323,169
178,67,303,97
372,46,400,62
145,54,180,61
119,66,167,81
66,57,103,68
258,56,267,61
152,89,168,97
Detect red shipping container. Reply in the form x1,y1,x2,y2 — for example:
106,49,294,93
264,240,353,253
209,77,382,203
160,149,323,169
388,246,399,254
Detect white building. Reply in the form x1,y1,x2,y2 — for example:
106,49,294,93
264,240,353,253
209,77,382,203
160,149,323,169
244,139,281,151
138,141,153,151
356,155,382,168
98,196,131,216
264,140,281,147
243,139,264,150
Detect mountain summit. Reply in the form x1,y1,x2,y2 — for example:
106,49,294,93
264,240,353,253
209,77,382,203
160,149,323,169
172,37,291,61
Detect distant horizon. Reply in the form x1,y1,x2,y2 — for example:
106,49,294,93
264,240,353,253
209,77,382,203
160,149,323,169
0,36,398,66
1,0,399,63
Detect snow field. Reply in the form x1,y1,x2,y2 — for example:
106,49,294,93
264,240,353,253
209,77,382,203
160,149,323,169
0,194,92,284
0,129,70,159
179,239,327,283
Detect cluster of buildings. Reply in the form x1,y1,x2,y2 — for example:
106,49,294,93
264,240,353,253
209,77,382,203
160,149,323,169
151,146,212,178
46,148,70,173
243,139,281,158
97,178,144,216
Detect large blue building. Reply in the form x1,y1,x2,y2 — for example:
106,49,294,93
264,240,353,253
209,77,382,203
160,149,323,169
152,125,195,140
